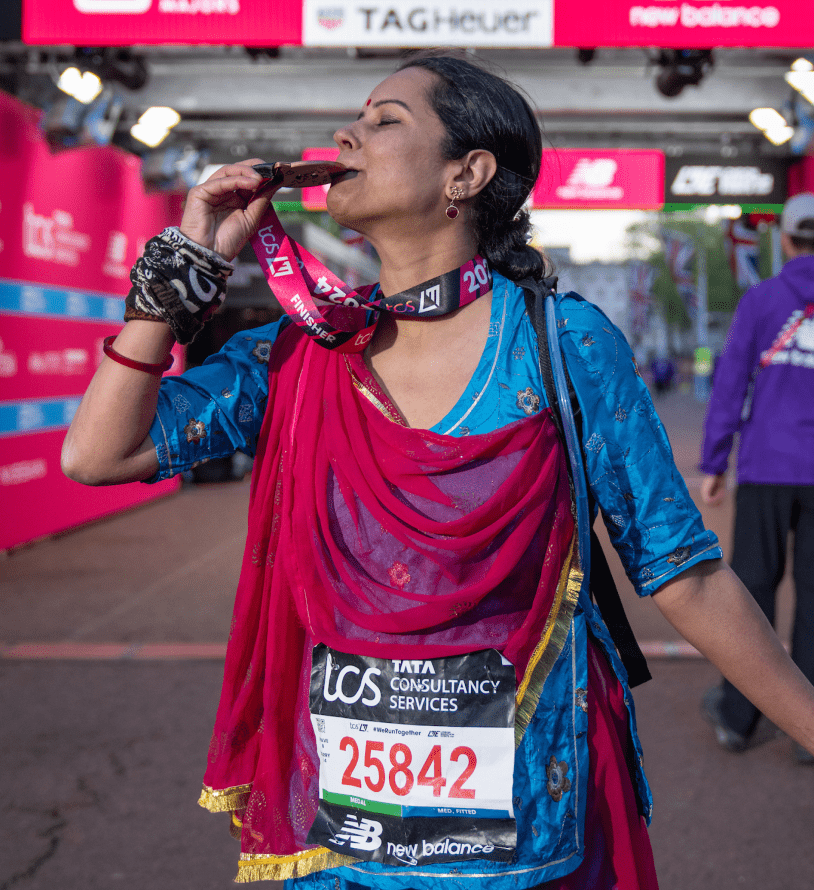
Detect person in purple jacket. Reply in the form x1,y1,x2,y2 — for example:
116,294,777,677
700,192,814,764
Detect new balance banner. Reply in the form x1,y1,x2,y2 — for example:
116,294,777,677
553,0,814,48
308,645,517,866
533,149,664,210
22,0,301,45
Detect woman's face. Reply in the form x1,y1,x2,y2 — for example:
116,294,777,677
326,67,458,238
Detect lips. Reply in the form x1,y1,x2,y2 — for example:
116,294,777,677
333,168,359,183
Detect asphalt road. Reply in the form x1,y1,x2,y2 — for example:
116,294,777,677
2,387,812,890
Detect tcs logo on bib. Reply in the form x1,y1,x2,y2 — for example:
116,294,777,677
323,652,382,706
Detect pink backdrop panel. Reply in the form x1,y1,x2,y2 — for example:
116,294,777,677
0,92,184,295
0,90,184,550
0,312,184,402
0,429,178,552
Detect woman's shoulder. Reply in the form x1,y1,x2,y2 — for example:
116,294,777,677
499,275,631,360
198,315,294,370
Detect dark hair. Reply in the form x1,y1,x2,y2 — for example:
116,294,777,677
399,51,548,282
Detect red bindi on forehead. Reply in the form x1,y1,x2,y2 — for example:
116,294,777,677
365,99,371,106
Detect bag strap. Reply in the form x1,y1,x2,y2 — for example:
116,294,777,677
520,277,652,688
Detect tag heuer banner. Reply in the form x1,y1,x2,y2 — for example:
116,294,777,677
307,645,517,867
303,0,553,46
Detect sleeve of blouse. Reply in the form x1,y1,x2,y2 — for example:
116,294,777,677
555,294,722,596
146,318,291,482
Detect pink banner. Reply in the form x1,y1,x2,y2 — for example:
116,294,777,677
0,90,182,552
0,430,178,552
23,0,301,46
0,93,184,293
533,149,664,209
553,0,814,48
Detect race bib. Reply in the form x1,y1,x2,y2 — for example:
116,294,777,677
307,645,517,866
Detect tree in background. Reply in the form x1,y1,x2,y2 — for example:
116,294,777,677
626,215,744,334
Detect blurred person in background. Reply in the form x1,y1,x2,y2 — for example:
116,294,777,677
649,354,676,395
700,192,814,765
63,52,814,889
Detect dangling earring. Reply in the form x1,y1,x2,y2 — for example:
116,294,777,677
446,186,464,220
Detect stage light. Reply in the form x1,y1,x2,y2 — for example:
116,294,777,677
790,58,814,72
654,49,713,98
749,107,794,145
786,70,814,105
130,106,181,148
57,67,102,104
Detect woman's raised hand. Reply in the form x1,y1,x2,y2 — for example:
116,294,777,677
179,159,274,261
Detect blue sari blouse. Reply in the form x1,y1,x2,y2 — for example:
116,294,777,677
149,273,720,599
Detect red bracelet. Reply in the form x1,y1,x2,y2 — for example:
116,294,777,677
102,336,174,376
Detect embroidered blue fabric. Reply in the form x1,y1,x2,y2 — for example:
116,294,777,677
148,274,722,888
149,274,719,597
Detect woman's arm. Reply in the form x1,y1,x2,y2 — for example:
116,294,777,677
652,558,814,755
61,320,174,484
61,161,271,486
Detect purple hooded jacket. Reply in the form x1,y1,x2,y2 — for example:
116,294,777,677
700,254,814,485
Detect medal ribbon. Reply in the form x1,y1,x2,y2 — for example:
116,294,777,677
249,206,492,353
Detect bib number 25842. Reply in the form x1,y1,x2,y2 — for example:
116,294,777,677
307,645,517,867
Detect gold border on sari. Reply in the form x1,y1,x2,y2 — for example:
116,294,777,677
344,355,408,426
235,848,358,883
198,782,252,813
514,535,583,748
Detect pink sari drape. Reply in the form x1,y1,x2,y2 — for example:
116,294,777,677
201,326,575,855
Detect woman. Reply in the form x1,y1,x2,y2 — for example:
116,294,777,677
62,53,814,889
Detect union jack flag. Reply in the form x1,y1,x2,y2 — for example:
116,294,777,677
628,261,656,337
723,219,761,290
661,230,697,322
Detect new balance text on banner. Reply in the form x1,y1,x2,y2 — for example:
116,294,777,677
665,155,788,206
22,0,302,45
533,150,664,210
553,0,814,48
303,0,553,46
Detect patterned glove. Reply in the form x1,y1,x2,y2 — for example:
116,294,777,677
124,227,234,345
